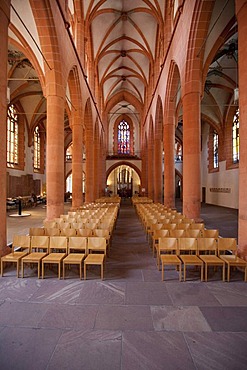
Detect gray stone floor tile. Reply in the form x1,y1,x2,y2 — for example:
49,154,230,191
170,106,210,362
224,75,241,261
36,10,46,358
29,279,83,304
0,277,43,302
151,305,212,332
206,282,247,306
47,330,122,370
38,303,99,330
126,282,173,305
122,331,196,370
199,306,247,332
95,305,154,331
75,281,125,305
104,267,144,281
0,326,62,370
184,332,247,370
0,301,49,327
166,282,221,306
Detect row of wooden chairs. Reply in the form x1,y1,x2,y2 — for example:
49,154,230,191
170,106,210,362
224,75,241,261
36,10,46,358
157,237,247,282
1,235,107,280
152,228,219,256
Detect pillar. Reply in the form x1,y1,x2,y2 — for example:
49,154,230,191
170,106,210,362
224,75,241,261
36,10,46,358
85,126,94,202
71,111,83,209
46,94,65,220
0,0,10,256
164,119,175,208
182,91,201,220
236,0,247,260
148,138,154,200
154,138,163,203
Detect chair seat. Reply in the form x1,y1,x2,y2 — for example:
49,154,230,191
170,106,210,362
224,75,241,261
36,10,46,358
180,255,203,264
220,255,247,266
160,255,181,264
22,252,47,262
2,252,28,261
199,255,224,264
63,253,85,264
84,254,104,265
42,253,66,263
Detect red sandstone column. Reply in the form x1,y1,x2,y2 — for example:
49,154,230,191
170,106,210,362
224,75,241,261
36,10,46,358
85,127,94,202
182,91,201,220
148,140,154,200
0,1,10,255
164,120,175,208
236,0,247,260
154,138,163,203
93,134,100,200
141,142,148,196
71,112,83,209
46,94,65,219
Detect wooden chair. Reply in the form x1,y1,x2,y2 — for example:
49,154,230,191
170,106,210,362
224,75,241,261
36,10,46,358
217,238,247,282
202,229,219,238
87,237,107,255
184,229,202,238
77,228,93,237
93,229,111,250
197,237,225,281
176,223,190,230
60,228,77,237
157,237,182,281
190,223,205,230
84,254,105,280
178,238,203,281
169,229,185,238
63,237,87,279
21,235,49,278
43,221,57,228
44,228,60,236
42,236,68,279
29,227,45,236
1,235,30,277
152,229,169,257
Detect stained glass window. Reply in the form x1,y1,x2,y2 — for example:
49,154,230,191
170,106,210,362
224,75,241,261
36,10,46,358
34,126,40,170
232,108,239,163
213,130,218,168
7,104,18,167
118,120,130,154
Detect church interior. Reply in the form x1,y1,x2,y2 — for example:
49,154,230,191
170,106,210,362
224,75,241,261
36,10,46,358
0,0,247,368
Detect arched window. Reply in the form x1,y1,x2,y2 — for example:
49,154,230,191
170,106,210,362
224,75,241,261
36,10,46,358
232,108,239,163
7,104,18,167
118,120,130,154
66,143,73,161
213,130,219,168
34,126,41,171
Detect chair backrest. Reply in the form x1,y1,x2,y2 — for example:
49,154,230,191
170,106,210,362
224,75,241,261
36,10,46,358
197,237,217,255
172,218,182,224
217,237,237,255
43,221,57,228
184,229,202,238
190,223,205,230
30,235,49,252
182,218,194,224
202,229,219,238
12,235,31,252
85,222,98,230
153,229,169,239
60,228,77,237
29,227,45,236
49,236,68,253
87,236,106,251
178,237,198,254
44,228,60,236
68,236,87,253
72,222,84,229
176,223,190,230
169,229,185,238
162,223,177,230
93,229,110,238
158,237,178,254
77,228,93,237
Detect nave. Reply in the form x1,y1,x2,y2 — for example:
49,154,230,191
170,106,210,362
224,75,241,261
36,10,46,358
0,201,247,369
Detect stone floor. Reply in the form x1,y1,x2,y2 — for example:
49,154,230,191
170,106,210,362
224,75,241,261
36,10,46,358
0,200,246,369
